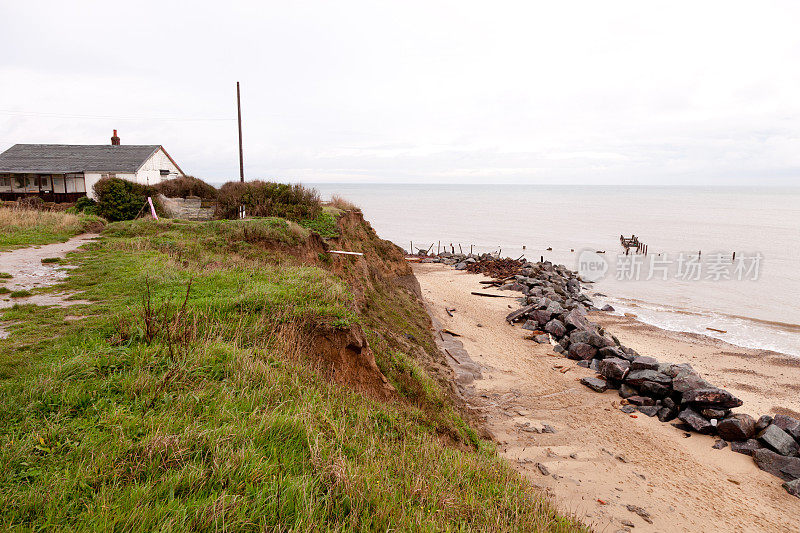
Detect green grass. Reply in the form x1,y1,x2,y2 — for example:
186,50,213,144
300,211,340,238
0,287,10,294
0,207,105,251
0,273,12,279
9,290,31,298
41,257,62,264
0,217,584,531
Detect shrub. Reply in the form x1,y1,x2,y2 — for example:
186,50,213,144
329,194,359,211
156,175,218,200
73,196,98,215
93,177,161,222
216,180,321,221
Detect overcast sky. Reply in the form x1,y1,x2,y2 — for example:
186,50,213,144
1,1,799,185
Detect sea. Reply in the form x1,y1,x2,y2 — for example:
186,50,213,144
312,184,800,358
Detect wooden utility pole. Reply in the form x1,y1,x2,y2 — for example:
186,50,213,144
237,81,244,182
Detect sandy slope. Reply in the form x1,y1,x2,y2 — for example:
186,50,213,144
413,263,800,533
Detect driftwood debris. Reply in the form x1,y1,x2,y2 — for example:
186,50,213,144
706,327,727,334
471,291,515,299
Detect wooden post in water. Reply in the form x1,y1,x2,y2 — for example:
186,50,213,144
459,244,463,254
437,241,441,255
470,244,473,255
410,241,413,255
732,251,736,261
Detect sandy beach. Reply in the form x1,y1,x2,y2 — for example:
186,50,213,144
413,262,800,532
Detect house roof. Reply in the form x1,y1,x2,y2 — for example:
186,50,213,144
0,144,165,174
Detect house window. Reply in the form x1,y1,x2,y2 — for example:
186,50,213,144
12,176,25,191
40,175,52,192
53,176,66,194
0,175,10,192
64,174,86,194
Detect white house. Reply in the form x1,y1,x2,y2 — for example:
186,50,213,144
0,130,185,202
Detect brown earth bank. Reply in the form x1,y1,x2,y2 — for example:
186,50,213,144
413,262,800,533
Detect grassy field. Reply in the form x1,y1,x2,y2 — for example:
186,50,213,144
0,215,585,531
0,207,105,251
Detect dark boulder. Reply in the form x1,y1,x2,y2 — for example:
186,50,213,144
657,406,678,422
784,479,800,498
700,408,729,420
672,370,713,393
601,304,615,312
639,380,671,398
563,309,588,330
730,439,764,456
773,415,800,441
521,320,539,331
755,415,773,434
758,424,800,457
752,449,800,481
630,356,660,371
598,358,630,381
531,309,552,326
553,344,566,355
681,388,743,409
569,329,592,345
625,370,672,387
533,334,550,344
618,384,638,399
581,376,608,392
567,343,596,361
597,346,626,360
545,301,565,316
544,319,567,338
717,414,757,441
587,332,615,349
678,407,715,435
637,405,660,417
627,395,656,407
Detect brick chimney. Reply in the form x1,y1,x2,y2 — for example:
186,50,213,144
111,129,120,146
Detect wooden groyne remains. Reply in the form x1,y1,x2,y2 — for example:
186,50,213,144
620,235,648,255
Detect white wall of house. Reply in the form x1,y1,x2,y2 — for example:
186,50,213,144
134,148,183,186
84,148,184,199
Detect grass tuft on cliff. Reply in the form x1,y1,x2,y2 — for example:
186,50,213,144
0,215,584,531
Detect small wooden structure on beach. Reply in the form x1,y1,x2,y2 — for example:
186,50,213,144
620,235,648,255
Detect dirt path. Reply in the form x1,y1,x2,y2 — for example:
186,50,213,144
414,263,800,533
0,234,97,337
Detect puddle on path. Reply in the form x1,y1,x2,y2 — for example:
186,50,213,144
0,233,98,330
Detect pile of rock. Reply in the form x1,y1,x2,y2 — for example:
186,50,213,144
416,250,496,272
473,258,800,498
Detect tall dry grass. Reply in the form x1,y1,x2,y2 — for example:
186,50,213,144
329,194,359,211
0,207,82,232
0,206,103,250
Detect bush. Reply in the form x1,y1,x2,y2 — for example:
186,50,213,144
93,177,161,222
156,175,218,200
216,180,321,221
73,196,98,215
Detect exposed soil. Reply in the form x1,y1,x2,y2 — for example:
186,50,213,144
414,263,800,533
309,324,396,400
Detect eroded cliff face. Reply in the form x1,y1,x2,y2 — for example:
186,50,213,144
308,324,396,400
293,209,456,411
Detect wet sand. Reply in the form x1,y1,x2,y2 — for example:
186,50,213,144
413,263,800,533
